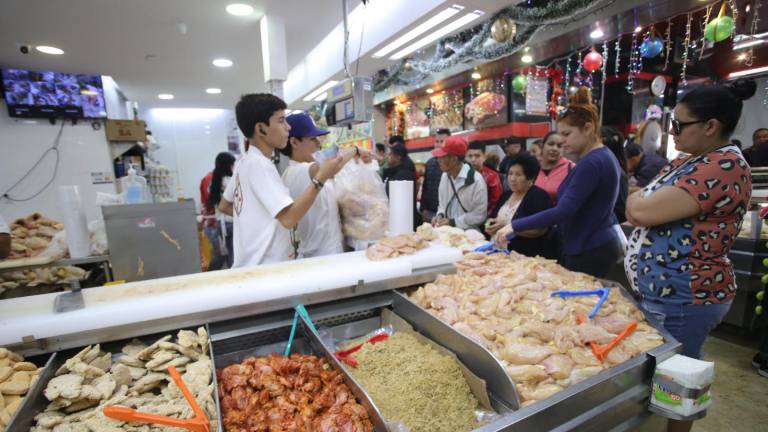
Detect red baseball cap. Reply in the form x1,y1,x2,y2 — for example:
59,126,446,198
432,135,468,157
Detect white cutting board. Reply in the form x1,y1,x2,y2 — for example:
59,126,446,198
0,252,412,345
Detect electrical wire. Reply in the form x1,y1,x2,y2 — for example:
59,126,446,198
1,121,65,202
355,3,367,76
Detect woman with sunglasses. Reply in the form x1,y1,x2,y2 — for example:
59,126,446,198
624,81,754,371
495,87,622,278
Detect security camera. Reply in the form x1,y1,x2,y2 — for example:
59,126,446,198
19,45,30,54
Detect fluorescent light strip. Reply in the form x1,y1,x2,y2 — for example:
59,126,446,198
729,65,768,78
372,5,464,58
303,80,339,101
734,40,766,50
390,10,484,60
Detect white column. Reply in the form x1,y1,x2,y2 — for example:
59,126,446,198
260,15,287,99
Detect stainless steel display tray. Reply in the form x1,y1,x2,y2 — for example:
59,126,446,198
210,308,389,432
7,325,221,432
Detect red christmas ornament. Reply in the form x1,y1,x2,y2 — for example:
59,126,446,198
582,49,603,73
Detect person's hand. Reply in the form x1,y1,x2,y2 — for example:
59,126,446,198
485,218,504,235
493,224,513,247
432,216,449,227
316,155,348,182
356,147,373,163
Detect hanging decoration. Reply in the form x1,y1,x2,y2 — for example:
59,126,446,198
699,4,714,60
704,1,735,43
526,70,550,115
681,12,692,87
549,67,564,118
744,0,762,67
512,74,528,93
583,49,603,73
613,36,621,77
563,56,571,96
639,28,664,58
403,61,413,71
373,0,607,92
663,19,672,70
600,40,609,77
491,16,517,43
626,31,639,93
763,78,768,110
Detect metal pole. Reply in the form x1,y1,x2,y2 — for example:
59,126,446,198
342,0,351,79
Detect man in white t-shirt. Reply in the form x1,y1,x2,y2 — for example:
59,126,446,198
0,214,10,259
219,94,350,268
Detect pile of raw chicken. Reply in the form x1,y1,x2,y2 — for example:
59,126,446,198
409,252,665,407
217,353,373,432
31,327,217,431
5,213,63,259
1,347,41,431
366,233,428,261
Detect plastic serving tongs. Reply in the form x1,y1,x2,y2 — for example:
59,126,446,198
334,332,390,367
550,287,611,319
284,303,318,356
103,365,209,432
576,313,638,363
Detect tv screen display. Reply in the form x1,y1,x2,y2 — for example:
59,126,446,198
2,68,107,119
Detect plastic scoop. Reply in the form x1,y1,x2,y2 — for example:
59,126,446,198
551,287,610,319
284,304,319,356
473,242,510,255
576,313,637,362
103,365,209,432
335,333,390,367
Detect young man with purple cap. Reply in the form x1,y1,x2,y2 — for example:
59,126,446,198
220,94,351,267
280,112,357,258
432,135,488,231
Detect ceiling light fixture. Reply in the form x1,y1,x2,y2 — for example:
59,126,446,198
471,71,481,80
206,88,222,94
304,80,339,101
226,3,254,16
746,4,751,12
634,26,642,33
729,65,768,78
521,54,533,63
212,58,233,68
590,27,604,39
36,45,64,55
426,88,435,94
737,53,748,61
372,5,464,58
158,94,174,100
390,10,485,60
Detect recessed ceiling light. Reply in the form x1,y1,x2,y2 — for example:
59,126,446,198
471,72,481,80
158,94,174,100
390,10,485,60
226,3,254,16
426,88,434,94
590,27,604,39
634,26,642,33
521,54,533,63
206,88,222,94
212,58,233,68
36,45,64,55
303,80,339,101
372,5,464,58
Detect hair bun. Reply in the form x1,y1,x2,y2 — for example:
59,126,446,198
568,86,594,106
727,78,757,101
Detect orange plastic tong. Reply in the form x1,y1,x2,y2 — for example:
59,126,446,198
103,365,210,432
576,313,637,363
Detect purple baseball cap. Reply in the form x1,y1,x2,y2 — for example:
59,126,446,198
287,112,329,138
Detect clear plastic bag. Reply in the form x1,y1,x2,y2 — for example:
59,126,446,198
335,160,389,241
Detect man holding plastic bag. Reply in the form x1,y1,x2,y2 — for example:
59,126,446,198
432,136,488,231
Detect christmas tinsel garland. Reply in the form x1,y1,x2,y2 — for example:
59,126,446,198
373,0,607,92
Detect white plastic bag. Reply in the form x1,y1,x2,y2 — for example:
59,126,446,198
335,161,389,241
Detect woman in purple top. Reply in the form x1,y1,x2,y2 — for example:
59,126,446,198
495,87,622,278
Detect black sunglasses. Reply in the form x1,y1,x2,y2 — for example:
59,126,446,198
671,119,706,134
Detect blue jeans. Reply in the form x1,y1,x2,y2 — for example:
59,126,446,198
640,299,731,359
204,222,233,271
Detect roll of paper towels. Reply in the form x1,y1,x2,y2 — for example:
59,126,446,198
57,185,90,258
388,180,413,236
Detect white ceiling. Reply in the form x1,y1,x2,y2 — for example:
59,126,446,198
0,0,526,112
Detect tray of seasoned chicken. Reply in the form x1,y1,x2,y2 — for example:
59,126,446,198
399,252,680,431
211,311,383,432
8,326,219,432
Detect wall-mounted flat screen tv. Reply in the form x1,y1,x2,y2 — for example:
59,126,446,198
1,68,107,119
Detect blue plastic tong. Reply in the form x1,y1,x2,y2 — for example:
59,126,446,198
550,287,610,319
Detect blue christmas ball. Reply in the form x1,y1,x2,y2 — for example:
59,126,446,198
640,37,663,58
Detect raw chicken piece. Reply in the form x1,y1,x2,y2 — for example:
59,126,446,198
553,326,581,353
519,382,564,401
569,347,602,367
452,322,489,348
575,323,616,345
505,365,549,383
520,322,555,342
605,346,631,365
594,313,634,334
501,344,556,365
430,298,459,325
540,355,574,380
626,332,664,352
568,366,604,384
